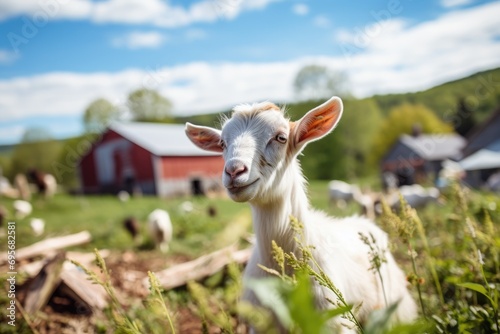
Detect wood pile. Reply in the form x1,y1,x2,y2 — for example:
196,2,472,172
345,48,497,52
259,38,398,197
1,230,252,330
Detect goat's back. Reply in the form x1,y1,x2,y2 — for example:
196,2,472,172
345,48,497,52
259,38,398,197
304,211,417,324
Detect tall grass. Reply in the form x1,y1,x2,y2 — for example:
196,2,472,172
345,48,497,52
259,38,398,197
1,182,498,333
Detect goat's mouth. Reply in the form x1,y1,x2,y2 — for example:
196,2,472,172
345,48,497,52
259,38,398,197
226,178,260,195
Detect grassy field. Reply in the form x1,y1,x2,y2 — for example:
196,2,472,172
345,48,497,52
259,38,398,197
1,181,499,333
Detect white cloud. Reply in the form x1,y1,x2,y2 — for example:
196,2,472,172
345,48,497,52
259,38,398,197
112,31,166,49
0,49,19,64
292,4,309,16
440,0,474,8
0,2,499,142
0,0,279,27
333,1,500,95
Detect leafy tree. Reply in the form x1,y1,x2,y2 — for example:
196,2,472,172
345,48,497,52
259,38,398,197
369,103,453,166
452,97,476,137
293,98,382,180
83,98,120,133
293,65,349,101
336,98,383,178
52,134,97,189
127,88,173,122
9,127,62,179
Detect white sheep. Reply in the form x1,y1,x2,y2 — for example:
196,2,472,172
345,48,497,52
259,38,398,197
147,209,173,253
328,180,363,208
186,96,417,332
376,184,441,214
13,200,33,219
43,174,57,198
117,190,131,202
30,218,45,236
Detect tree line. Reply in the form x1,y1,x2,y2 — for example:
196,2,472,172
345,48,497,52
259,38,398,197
1,66,499,190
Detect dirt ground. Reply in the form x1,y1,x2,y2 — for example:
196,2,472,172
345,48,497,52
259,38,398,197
9,250,228,334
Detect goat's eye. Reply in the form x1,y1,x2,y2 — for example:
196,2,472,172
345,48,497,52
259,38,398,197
219,140,226,149
275,133,287,144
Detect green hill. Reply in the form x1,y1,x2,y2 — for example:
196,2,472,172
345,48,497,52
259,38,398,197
369,67,500,122
177,67,500,127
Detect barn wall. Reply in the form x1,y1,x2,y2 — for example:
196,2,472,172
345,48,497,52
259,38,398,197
79,128,224,196
79,149,99,192
157,156,223,197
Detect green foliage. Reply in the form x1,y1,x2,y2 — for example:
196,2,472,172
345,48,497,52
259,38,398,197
283,98,383,180
336,98,383,178
1,182,499,333
8,128,63,179
379,183,500,333
52,133,97,189
369,103,453,165
72,250,176,334
83,98,121,133
372,67,500,123
127,88,173,122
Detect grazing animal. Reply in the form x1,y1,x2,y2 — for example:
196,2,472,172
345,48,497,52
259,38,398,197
207,205,217,217
123,216,140,242
0,205,7,228
186,96,417,332
13,200,33,219
117,190,131,202
180,201,194,214
328,180,363,209
147,209,173,253
375,184,441,214
30,218,45,236
27,169,57,198
14,173,31,200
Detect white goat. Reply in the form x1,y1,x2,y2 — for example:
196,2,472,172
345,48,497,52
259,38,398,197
13,200,33,219
328,180,362,208
30,218,45,236
147,209,173,253
376,184,440,214
186,96,417,332
43,174,57,198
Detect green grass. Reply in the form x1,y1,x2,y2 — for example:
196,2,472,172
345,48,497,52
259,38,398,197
0,192,251,257
1,181,499,333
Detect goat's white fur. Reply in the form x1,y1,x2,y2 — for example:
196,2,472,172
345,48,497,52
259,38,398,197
185,97,417,332
13,200,32,219
43,174,57,198
30,218,45,236
147,209,173,253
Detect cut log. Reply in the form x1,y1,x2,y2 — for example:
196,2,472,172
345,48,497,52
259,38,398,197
23,251,66,314
59,262,108,311
0,231,92,265
19,249,110,278
149,245,252,290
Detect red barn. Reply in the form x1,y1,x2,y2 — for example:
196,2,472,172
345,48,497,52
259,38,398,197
78,122,224,197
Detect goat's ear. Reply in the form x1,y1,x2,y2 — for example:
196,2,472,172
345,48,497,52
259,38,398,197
292,96,343,149
185,123,223,153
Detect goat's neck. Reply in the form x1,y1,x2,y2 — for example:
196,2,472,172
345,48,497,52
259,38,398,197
250,160,311,262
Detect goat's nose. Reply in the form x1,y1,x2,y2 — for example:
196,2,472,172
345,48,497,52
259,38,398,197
225,161,247,180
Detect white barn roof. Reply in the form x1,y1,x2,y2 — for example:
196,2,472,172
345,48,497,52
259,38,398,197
400,134,466,161
109,122,220,157
459,139,500,171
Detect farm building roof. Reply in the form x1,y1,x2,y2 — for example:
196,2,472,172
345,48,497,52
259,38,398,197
399,133,466,161
459,139,500,170
109,122,220,157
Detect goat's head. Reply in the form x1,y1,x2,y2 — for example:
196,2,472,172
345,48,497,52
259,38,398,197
185,96,343,203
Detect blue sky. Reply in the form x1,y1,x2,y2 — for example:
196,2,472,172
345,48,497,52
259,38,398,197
0,0,499,145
